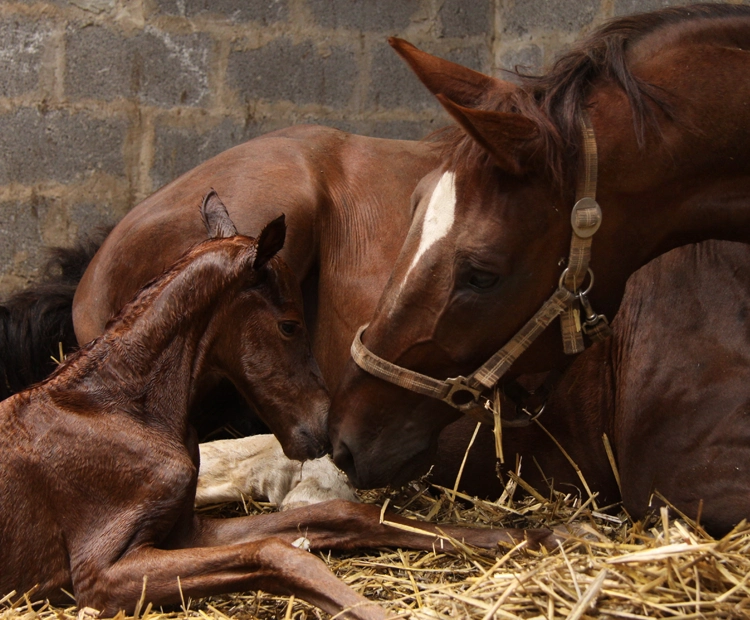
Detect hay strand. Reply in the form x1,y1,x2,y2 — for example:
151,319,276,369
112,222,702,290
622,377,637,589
450,422,482,503
602,433,622,495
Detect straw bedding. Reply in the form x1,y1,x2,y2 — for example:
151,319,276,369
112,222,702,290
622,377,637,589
3,471,749,620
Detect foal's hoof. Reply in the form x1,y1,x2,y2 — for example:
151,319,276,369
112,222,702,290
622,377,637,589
524,528,564,551
461,526,559,552
524,524,599,550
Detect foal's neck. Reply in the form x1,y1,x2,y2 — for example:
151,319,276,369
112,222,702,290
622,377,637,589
52,249,237,434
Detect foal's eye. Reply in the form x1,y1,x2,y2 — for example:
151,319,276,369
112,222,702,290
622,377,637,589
467,270,500,291
278,320,301,337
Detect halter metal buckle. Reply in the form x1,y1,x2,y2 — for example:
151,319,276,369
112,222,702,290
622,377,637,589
571,197,602,238
559,267,594,295
442,376,485,412
578,291,600,325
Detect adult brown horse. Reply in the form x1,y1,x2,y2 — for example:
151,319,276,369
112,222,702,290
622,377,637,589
329,4,750,490
0,191,553,619
59,125,439,438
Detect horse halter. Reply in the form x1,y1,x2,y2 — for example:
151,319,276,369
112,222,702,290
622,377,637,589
351,111,612,426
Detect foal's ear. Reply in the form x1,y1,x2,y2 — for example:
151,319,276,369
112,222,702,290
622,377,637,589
436,96,539,176
200,189,238,239
253,214,286,270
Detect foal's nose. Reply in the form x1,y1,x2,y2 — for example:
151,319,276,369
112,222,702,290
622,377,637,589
284,413,332,461
299,427,332,460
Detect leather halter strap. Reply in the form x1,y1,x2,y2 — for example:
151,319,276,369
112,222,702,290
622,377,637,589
351,111,611,425
560,111,600,354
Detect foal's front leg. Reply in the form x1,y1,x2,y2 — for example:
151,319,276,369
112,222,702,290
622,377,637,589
192,499,558,551
77,539,383,620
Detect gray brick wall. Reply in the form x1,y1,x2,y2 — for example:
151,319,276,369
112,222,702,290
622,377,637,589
0,0,746,295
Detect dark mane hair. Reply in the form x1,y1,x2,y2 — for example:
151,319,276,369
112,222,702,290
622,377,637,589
0,230,107,400
444,3,750,191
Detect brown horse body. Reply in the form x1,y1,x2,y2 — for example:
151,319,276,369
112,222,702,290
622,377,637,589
433,240,750,536
1,193,552,618
329,5,750,493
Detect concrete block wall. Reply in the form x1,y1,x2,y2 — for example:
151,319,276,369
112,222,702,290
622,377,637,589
0,0,745,295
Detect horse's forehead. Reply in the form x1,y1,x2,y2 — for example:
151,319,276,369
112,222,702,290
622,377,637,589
407,170,457,275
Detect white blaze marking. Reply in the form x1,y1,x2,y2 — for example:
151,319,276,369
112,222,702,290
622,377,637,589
406,171,456,280
386,171,457,319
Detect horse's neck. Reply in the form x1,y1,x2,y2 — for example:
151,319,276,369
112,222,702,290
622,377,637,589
54,259,226,431
313,139,440,382
581,53,749,325
592,47,750,266
592,12,750,240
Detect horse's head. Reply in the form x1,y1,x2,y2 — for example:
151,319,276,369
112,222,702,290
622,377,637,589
330,40,600,488
200,191,330,461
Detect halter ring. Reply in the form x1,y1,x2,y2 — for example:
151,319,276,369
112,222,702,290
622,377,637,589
558,267,594,296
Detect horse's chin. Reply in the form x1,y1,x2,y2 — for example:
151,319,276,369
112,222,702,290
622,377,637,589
279,435,330,462
334,439,435,490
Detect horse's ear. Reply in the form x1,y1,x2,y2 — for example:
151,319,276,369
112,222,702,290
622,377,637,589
200,189,238,239
436,95,539,175
389,38,537,175
253,214,286,270
389,37,515,108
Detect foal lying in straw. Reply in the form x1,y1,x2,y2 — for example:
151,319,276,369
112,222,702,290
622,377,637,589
0,191,556,620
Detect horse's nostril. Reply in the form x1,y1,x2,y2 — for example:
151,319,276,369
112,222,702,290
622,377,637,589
333,441,357,482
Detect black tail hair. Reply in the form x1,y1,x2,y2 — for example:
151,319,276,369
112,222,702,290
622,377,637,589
0,230,108,400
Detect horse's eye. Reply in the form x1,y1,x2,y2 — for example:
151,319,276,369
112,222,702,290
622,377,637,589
278,320,300,337
467,270,500,291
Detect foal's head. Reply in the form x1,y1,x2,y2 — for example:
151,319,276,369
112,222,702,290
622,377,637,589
196,191,329,461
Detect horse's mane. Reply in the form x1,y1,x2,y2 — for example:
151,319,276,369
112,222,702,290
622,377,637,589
44,237,259,385
444,3,750,191
106,237,255,333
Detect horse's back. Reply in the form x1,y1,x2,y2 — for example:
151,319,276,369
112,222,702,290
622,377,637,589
613,240,750,532
73,125,343,344
73,126,437,375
